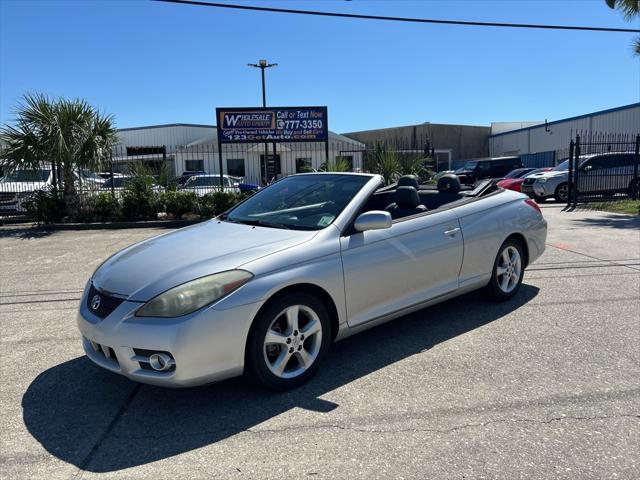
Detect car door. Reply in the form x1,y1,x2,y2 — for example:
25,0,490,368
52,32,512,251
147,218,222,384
611,154,635,192
579,156,607,194
476,161,492,179
340,209,463,328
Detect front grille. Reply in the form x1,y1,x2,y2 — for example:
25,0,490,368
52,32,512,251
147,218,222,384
0,192,17,203
85,337,120,368
86,283,126,319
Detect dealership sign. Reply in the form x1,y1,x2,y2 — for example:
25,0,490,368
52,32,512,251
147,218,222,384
216,106,328,143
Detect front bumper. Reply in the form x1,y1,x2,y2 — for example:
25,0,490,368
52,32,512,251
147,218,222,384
77,295,264,387
0,194,26,212
521,183,549,198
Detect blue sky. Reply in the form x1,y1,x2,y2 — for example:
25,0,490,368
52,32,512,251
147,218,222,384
1,0,638,132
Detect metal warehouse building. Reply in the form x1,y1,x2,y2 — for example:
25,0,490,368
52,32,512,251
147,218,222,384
489,103,640,162
112,103,639,181
343,122,490,169
114,124,364,184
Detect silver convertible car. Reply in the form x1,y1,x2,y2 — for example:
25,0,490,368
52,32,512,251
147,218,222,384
78,173,547,390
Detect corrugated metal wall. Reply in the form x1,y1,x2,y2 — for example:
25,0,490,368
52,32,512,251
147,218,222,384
116,125,216,152
489,104,640,157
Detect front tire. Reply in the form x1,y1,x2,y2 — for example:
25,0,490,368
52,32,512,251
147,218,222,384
245,293,331,390
485,239,525,301
554,183,568,203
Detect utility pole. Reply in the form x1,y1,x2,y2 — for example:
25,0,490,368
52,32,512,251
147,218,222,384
248,59,277,184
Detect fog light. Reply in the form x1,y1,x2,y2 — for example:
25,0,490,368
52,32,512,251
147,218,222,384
149,352,173,371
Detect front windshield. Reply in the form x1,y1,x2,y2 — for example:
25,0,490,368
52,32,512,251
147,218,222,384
78,169,103,182
1,169,50,182
504,169,524,179
184,176,229,187
553,160,569,171
461,161,477,171
225,174,371,230
102,177,128,188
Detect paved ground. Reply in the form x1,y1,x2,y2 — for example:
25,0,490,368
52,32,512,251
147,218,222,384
1,206,638,479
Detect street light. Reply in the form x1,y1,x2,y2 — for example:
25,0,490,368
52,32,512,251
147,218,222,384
248,59,277,184
247,59,278,107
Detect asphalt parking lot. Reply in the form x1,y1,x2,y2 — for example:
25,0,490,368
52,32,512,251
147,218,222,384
1,205,638,479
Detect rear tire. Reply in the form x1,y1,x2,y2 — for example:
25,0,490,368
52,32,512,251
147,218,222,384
484,239,525,301
245,293,331,390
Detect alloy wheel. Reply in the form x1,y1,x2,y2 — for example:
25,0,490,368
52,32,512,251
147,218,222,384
263,305,323,379
556,184,568,202
495,246,522,294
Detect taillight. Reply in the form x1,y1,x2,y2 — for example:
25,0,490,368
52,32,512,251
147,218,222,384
524,198,542,214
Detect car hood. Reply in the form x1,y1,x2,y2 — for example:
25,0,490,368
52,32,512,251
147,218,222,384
531,170,568,181
92,220,317,301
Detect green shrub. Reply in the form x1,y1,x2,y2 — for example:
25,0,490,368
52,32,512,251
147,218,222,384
399,155,427,179
199,191,239,217
23,189,66,224
122,191,159,220
198,193,218,218
319,158,351,172
236,190,255,202
373,144,401,184
81,192,121,222
121,183,159,220
120,162,162,220
213,191,238,214
160,191,199,216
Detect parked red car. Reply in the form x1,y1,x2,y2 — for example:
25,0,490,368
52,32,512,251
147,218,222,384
497,167,553,193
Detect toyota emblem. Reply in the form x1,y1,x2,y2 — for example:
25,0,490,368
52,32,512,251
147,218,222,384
91,294,101,311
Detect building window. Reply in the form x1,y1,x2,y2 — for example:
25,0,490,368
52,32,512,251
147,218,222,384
227,158,245,177
185,159,204,172
127,146,166,156
296,158,313,173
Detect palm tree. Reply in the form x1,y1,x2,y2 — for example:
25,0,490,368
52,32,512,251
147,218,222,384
374,143,401,184
320,157,351,172
606,0,640,55
399,154,427,178
0,93,117,216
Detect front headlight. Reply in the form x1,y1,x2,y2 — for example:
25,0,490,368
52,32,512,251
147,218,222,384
135,270,253,318
536,178,547,184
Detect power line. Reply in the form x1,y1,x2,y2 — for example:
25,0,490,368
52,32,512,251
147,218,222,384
152,0,640,34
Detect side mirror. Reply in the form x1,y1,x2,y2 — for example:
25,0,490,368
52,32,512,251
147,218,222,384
354,211,392,232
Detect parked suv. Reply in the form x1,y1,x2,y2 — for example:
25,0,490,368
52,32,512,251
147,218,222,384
455,156,523,184
521,153,638,203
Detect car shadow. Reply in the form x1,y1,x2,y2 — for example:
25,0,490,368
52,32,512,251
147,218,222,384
22,285,539,473
0,226,56,239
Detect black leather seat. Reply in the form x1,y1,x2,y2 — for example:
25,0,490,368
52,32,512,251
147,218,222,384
386,186,428,219
419,174,464,210
397,175,420,189
437,174,461,194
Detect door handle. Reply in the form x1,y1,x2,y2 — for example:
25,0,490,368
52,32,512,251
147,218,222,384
443,227,460,237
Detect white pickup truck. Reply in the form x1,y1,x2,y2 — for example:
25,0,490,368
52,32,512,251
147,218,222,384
0,167,103,213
